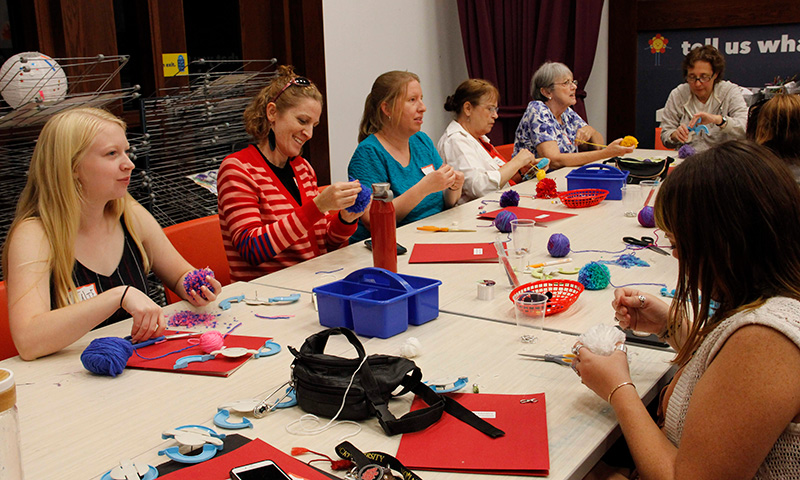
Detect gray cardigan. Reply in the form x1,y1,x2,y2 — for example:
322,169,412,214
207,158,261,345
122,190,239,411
660,80,748,152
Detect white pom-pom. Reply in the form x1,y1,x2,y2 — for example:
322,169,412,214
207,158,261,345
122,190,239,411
399,337,422,358
577,324,625,356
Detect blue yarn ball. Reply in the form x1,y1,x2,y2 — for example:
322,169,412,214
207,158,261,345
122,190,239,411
346,182,372,213
547,233,570,257
493,209,517,233
638,206,656,228
499,190,520,208
578,262,611,290
81,337,134,377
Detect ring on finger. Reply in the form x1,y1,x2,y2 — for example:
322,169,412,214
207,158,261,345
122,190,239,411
571,343,583,356
638,295,646,308
614,344,628,354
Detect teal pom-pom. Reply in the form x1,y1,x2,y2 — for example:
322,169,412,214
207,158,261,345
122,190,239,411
578,262,611,290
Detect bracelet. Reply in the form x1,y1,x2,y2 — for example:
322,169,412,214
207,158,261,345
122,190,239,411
607,381,635,404
119,285,131,308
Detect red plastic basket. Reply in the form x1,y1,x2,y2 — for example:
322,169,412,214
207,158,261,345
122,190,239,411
509,279,585,316
557,189,608,208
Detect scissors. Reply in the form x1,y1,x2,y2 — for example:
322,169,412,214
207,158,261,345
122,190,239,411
417,226,476,232
623,236,670,256
518,352,576,367
124,332,200,348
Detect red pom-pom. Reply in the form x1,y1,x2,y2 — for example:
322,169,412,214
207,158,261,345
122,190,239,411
536,178,558,199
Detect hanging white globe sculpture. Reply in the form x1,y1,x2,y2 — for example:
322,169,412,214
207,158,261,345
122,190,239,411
0,52,68,109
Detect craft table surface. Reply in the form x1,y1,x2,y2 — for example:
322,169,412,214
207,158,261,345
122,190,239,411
252,151,679,336
0,279,676,480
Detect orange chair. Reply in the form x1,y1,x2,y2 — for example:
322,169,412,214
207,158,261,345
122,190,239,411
654,127,670,151
162,214,231,304
495,143,514,162
0,281,19,360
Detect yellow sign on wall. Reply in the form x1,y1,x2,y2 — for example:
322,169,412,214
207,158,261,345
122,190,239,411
162,53,188,77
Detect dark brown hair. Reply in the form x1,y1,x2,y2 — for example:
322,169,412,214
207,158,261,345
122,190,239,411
682,45,725,85
655,140,800,365
444,79,499,116
243,65,323,143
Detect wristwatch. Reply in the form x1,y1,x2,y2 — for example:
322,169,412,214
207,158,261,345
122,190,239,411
716,115,728,128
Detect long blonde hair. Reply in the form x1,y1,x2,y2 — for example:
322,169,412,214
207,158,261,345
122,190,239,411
2,107,150,308
358,71,420,143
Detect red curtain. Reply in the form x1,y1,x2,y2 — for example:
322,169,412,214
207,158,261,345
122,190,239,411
457,0,605,145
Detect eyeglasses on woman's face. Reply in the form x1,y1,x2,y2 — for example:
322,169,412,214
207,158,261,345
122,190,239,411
685,74,714,84
552,79,578,88
479,104,499,115
272,76,312,103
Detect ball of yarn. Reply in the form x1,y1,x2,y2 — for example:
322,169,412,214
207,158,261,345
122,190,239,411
678,143,696,159
346,181,372,213
198,330,225,353
399,337,422,358
493,209,517,233
499,190,520,208
182,268,215,300
638,206,655,228
81,337,134,377
547,233,571,257
578,262,611,290
577,324,626,356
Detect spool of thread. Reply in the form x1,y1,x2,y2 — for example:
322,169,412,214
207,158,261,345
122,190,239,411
477,280,496,301
547,233,571,257
638,206,655,228
346,180,372,213
197,330,225,353
578,262,612,290
493,209,517,233
499,190,520,208
81,337,135,377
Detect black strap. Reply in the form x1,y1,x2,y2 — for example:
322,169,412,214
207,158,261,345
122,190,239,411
336,441,424,480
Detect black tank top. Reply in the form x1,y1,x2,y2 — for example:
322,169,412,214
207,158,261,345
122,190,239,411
51,218,148,329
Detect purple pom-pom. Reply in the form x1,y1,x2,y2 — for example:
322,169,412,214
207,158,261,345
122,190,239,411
499,190,520,208
638,206,656,228
678,144,696,159
547,233,570,257
346,182,372,213
493,209,517,233
182,268,215,300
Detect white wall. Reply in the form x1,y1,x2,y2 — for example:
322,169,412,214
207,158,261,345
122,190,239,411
322,0,468,182
322,0,610,181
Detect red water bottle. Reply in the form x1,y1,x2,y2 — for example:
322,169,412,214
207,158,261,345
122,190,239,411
370,182,397,272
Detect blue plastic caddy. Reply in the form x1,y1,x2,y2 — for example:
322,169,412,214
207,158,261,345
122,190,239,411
312,267,442,338
565,163,629,200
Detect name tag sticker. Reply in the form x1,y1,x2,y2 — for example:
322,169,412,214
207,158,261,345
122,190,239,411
421,164,435,176
535,214,550,219
473,248,483,255
473,411,497,419
75,283,98,302
492,157,506,168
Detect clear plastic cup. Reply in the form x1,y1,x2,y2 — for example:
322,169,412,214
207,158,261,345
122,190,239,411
514,291,548,344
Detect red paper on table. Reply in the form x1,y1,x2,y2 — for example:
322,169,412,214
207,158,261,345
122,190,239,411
126,330,270,377
396,392,549,476
159,437,334,480
408,243,498,263
479,206,576,224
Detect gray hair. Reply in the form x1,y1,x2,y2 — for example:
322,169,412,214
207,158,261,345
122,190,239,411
530,62,573,101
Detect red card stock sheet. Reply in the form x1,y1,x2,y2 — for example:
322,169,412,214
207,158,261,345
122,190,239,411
408,243,498,263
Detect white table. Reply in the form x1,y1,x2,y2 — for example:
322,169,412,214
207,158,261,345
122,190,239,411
1,281,675,479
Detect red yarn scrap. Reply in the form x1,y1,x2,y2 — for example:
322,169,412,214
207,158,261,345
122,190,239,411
291,447,354,470
536,178,558,199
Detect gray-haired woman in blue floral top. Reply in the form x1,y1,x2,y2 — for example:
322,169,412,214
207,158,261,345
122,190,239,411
513,62,634,169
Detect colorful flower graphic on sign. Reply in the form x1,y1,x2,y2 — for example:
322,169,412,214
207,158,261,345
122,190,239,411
648,34,670,66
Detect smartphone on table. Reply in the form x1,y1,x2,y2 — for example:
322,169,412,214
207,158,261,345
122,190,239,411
230,460,293,480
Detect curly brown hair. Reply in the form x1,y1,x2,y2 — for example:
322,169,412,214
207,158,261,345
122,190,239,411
243,65,323,143
682,45,725,85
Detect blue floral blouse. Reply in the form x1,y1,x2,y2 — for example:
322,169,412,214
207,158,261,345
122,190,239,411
513,101,587,157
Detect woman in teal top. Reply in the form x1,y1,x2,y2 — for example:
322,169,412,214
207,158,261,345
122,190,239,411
348,71,464,242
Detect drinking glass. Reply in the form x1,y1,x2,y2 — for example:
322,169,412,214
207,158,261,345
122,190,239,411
514,291,548,343
510,219,536,273
621,184,639,217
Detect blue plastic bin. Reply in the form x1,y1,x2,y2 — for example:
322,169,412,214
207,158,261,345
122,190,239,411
312,268,442,338
566,164,629,200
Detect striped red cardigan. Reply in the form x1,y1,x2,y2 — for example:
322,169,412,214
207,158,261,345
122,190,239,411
217,145,356,282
